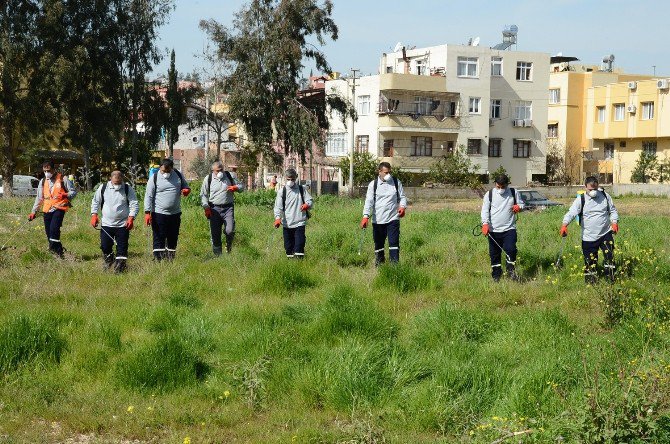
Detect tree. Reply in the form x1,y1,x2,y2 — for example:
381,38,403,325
546,141,581,185
117,0,174,164
338,152,377,187
631,151,658,183
200,0,354,187
489,165,510,184
0,1,59,196
164,50,201,159
427,146,480,187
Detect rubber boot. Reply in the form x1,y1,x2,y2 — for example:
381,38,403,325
153,250,164,261
212,245,223,257
113,259,127,273
584,273,597,285
507,265,520,282
375,251,386,267
165,250,175,261
225,234,234,254
103,253,115,270
605,264,616,284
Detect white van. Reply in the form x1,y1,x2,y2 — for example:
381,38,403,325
0,175,39,197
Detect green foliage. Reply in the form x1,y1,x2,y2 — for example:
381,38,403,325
338,152,378,186
259,261,318,295
427,146,481,187
374,263,431,294
631,151,658,183
188,152,220,180
116,334,209,391
0,314,67,373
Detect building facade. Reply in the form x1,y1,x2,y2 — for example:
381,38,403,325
325,43,550,186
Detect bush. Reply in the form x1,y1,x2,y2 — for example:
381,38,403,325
0,314,67,373
116,334,209,391
427,146,480,187
338,152,377,186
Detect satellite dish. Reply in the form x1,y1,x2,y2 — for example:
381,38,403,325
393,42,403,53
472,37,480,47
603,54,615,63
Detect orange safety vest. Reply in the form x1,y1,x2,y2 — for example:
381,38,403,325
42,173,70,213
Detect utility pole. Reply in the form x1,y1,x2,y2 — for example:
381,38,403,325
205,94,210,159
348,68,359,197
653,65,657,76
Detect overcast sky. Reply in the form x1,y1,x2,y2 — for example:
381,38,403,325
152,0,669,78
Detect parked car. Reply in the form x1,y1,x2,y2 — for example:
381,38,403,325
0,174,39,197
518,189,563,210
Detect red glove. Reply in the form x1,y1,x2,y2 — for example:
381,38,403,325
360,217,369,229
560,224,568,237
144,213,152,226
28,213,36,222
300,203,310,211
56,191,68,200
274,219,281,228
481,223,490,237
181,188,191,197
611,223,619,234
125,217,134,230
512,204,521,214
227,185,239,192
90,214,99,228
398,207,406,218
204,207,212,219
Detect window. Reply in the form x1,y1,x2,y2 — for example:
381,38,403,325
549,89,560,104
488,139,502,157
643,141,657,155
355,135,369,153
548,123,558,138
516,61,532,81
357,95,370,116
514,100,532,120
410,136,432,156
325,132,347,157
445,141,455,154
467,139,482,155
414,96,432,115
597,106,606,123
469,97,481,114
491,57,503,76
513,139,531,158
604,142,615,160
614,103,625,121
457,57,479,77
642,102,655,120
490,99,501,119
383,139,394,157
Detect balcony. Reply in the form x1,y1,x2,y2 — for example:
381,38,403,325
377,137,457,171
379,73,449,94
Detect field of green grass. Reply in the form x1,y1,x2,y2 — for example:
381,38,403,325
1,191,670,443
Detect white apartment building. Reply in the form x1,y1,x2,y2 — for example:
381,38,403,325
325,42,550,185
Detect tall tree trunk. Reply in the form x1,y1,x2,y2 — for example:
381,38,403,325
216,132,222,162
83,146,92,191
1,126,14,197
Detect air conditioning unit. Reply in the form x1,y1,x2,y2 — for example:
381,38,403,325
627,81,637,90
513,119,524,127
627,104,637,113
523,119,533,127
658,79,669,90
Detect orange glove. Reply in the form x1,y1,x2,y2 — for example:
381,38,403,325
204,207,212,219
398,207,406,218
28,213,36,222
125,217,134,230
274,219,281,229
360,217,369,229
300,203,310,211
56,191,68,200
512,204,521,214
90,214,99,228
144,213,152,226
560,224,568,237
181,188,191,197
611,223,619,234
481,223,490,236
227,185,239,192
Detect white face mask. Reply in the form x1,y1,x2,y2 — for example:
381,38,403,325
383,174,392,182
112,184,121,190
215,172,224,180
286,180,295,188
162,172,170,179
496,187,506,195
44,172,53,179
588,190,598,198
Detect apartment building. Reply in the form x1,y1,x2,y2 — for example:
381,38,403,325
325,39,550,185
584,78,670,183
548,61,653,183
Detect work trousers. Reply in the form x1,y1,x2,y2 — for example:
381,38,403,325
100,226,129,260
372,219,400,265
488,229,517,279
209,204,235,254
43,209,66,257
582,231,615,283
283,225,306,258
151,212,181,260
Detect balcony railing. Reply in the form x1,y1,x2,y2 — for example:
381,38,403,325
377,100,459,120
377,138,458,158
